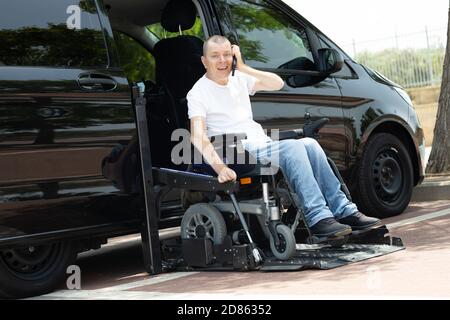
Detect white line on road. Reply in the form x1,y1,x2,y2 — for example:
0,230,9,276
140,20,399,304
96,272,198,292
387,207,450,229
35,272,198,299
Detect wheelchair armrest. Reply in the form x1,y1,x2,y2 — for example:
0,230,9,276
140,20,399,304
153,167,239,193
279,118,330,140
279,129,304,140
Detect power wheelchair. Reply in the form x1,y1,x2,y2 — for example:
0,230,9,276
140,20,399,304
127,86,405,274
179,117,359,266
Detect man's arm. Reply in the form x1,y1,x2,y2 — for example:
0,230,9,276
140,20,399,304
232,45,284,92
190,116,237,183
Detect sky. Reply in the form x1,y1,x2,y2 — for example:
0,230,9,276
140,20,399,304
282,0,448,55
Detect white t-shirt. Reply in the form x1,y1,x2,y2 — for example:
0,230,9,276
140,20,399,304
187,70,271,146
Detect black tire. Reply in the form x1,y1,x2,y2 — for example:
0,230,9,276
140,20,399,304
181,203,227,245
355,133,413,218
0,241,77,299
269,224,296,260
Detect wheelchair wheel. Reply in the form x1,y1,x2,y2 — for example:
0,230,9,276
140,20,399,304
181,203,227,245
269,224,296,260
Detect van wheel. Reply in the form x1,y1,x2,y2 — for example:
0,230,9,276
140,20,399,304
181,203,227,245
0,241,77,299
355,133,413,218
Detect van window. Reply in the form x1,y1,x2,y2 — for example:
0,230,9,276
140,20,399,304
113,31,156,83
217,0,315,70
148,16,205,41
0,0,107,67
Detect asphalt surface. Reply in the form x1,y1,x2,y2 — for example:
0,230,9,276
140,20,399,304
31,200,450,300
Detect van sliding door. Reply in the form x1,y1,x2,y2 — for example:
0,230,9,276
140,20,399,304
0,0,138,241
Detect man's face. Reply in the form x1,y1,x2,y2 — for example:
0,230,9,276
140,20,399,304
201,41,233,82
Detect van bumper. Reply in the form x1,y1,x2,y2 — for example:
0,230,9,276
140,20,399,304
416,132,426,185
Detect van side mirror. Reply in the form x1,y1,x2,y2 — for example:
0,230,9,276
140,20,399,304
317,48,343,74
279,48,344,88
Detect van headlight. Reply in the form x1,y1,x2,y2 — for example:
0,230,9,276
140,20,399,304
393,86,413,106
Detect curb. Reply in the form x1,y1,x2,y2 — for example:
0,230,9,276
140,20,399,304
412,174,450,202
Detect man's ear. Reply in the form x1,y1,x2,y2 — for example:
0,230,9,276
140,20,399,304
201,56,207,69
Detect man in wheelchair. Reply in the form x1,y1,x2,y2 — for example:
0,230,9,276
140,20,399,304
185,35,380,261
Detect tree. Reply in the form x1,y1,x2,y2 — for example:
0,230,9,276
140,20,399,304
426,4,450,174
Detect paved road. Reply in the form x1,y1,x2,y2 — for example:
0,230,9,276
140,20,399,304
32,200,450,300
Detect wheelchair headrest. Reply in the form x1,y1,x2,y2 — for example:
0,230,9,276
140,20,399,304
161,0,197,33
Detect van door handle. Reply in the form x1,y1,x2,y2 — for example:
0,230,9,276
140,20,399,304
77,73,118,91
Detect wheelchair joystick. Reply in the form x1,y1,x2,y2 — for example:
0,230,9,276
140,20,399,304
303,117,330,139
305,112,312,125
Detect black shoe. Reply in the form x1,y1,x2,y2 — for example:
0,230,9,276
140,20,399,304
310,218,352,238
338,212,381,231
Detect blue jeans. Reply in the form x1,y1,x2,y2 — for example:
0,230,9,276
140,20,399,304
243,138,358,227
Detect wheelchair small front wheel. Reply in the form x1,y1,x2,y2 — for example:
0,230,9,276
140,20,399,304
269,224,296,260
181,203,227,245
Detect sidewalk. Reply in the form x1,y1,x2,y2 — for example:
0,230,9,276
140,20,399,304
411,147,450,202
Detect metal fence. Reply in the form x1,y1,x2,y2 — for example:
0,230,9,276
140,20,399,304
341,27,447,88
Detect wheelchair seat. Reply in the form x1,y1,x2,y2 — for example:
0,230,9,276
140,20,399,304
190,132,274,178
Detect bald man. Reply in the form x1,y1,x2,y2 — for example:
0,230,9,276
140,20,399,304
187,35,380,240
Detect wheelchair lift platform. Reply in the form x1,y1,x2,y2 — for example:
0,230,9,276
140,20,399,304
163,225,404,272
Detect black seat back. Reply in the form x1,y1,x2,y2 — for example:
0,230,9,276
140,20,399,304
153,0,205,130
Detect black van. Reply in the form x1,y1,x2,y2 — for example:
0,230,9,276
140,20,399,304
0,0,425,298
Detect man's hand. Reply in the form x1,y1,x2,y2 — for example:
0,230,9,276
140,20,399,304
231,44,244,70
231,44,284,92
190,117,237,184
218,166,237,183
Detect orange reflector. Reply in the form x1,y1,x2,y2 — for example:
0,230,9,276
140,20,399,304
240,177,252,185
